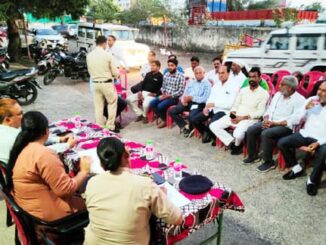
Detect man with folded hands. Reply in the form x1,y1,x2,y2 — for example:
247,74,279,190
277,81,326,196
244,76,305,172
169,66,211,137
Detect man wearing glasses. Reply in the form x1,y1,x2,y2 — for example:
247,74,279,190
0,98,76,164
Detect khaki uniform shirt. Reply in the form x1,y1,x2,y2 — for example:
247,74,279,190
84,168,181,245
87,46,118,82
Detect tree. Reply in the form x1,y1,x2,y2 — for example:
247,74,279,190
247,0,278,10
116,0,170,25
305,2,325,12
227,0,250,11
3,0,88,61
87,0,120,22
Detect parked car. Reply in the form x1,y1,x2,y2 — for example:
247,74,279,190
52,24,77,38
225,23,326,74
69,22,150,68
31,28,66,48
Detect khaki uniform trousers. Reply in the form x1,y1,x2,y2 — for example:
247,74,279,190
93,82,117,130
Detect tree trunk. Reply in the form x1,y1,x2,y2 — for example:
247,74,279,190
7,18,22,62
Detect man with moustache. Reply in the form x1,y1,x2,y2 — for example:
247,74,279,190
277,81,326,196
191,65,240,144
206,56,222,85
209,67,269,155
244,76,305,172
169,66,211,137
150,59,185,128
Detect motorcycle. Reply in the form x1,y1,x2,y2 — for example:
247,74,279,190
0,48,10,72
43,49,89,85
35,44,67,75
0,68,41,105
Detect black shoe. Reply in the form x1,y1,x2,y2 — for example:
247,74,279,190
183,127,192,138
243,156,261,165
257,161,276,172
230,144,243,155
211,140,216,147
135,115,143,122
115,122,122,130
306,183,318,196
201,133,211,144
111,128,120,134
282,169,304,180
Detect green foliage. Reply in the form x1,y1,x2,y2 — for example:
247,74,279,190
272,8,298,28
87,0,120,22
227,0,250,11
305,2,325,12
116,0,170,25
247,0,278,10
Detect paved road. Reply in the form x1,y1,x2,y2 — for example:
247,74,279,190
1,47,326,245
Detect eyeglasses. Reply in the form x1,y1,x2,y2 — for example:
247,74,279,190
10,111,23,117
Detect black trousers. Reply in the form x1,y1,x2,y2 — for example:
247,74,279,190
103,96,127,118
310,144,326,184
169,102,205,129
190,111,226,138
277,133,317,168
246,122,292,163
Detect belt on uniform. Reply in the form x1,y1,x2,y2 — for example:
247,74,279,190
93,79,113,83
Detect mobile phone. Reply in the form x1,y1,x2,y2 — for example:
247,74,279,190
152,172,165,185
230,113,236,119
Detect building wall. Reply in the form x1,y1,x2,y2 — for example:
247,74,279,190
136,25,274,52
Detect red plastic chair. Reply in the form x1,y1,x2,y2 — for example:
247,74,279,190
262,74,276,96
298,71,323,98
271,70,291,91
115,69,128,100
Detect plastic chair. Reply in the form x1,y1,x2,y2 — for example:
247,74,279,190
299,71,323,97
262,74,276,96
115,69,128,100
271,70,291,91
0,169,89,245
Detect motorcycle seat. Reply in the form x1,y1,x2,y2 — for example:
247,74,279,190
0,69,32,81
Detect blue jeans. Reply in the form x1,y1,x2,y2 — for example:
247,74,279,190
150,97,178,121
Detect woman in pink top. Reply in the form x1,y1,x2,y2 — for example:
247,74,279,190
5,111,91,242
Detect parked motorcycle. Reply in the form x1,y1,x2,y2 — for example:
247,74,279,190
43,49,89,85
0,48,10,72
0,68,41,105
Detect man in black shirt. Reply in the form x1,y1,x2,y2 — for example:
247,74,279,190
127,60,163,123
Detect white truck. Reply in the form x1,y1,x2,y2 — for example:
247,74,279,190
69,22,150,69
225,24,326,74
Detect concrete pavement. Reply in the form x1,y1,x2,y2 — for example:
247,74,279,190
1,48,326,245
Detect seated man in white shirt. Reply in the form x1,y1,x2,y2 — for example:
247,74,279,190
191,65,240,144
206,56,222,86
209,67,270,155
277,82,326,196
184,56,200,81
229,60,247,86
244,76,305,172
0,98,76,164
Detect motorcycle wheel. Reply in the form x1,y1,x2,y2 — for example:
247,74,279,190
37,65,48,75
43,70,58,85
14,82,38,106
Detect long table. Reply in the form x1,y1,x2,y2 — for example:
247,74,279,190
49,118,245,245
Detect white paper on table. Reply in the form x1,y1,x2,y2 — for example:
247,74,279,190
78,148,105,174
162,182,191,208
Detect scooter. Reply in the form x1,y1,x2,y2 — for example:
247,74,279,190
0,68,41,105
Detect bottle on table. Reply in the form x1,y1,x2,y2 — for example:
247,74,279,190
174,158,182,179
73,112,81,129
102,125,110,137
145,140,154,160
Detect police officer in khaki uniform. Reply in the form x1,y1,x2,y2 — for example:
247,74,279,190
87,36,119,131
